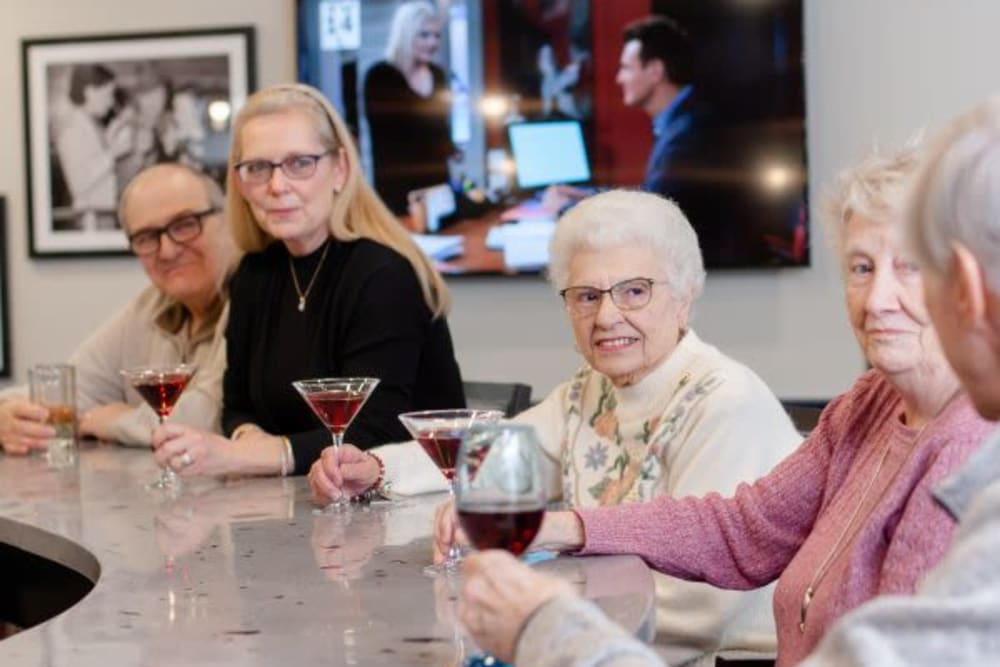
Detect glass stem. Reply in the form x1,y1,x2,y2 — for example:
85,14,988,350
328,429,348,507
445,482,462,568
158,414,180,489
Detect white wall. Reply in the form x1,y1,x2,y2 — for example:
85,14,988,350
2,0,1000,401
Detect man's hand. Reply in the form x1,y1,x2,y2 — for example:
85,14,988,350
0,398,54,455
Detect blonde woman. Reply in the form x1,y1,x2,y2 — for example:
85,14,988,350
151,83,464,479
363,0,455,214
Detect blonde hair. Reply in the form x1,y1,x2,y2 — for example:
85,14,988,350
226,83,450,317
822,138,922,265
907,96,1000,292
385,1,438,70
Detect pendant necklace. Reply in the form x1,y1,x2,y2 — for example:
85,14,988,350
288,239,331,312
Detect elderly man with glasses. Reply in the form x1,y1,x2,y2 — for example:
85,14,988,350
0,163,237,452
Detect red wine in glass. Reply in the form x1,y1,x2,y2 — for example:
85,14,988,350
398,409,504,576
415,429,465,481
132,373,192,419
293,377,380,511
301,390,366,435
121,364,198,491
457,502,545,556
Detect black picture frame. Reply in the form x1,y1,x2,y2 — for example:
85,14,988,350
0,197,11,377
21,26,256,257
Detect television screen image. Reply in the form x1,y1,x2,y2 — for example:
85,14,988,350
297,0,808,274
508,120,591,190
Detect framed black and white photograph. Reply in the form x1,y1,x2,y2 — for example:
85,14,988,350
22,27,256,257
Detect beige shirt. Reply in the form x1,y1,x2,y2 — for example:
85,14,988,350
2,286,228,446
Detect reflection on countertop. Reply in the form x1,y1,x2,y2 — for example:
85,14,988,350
0,442,654,665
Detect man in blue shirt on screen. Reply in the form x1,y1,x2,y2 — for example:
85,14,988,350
616,15,712,198
547,15,755,266
615,15,757,267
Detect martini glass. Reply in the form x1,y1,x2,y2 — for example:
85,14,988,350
121,363,198,491
293,377,380,511
398,409,504,576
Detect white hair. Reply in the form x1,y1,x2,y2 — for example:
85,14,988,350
907,95,1000,293
547,189,706,302
822,138,923,266
384,1,437,70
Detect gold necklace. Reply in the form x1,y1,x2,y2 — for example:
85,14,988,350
798,388,962,632
288,240,331,312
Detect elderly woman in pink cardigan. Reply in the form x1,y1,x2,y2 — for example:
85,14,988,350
439,143,995,667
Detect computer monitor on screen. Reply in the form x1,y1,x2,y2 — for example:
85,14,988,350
507,119,591,190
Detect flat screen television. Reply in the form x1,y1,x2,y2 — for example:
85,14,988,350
297,0,808,274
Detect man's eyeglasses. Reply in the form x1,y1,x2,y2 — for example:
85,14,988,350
559,277,665,316
234,151,332,185
128,208,217,256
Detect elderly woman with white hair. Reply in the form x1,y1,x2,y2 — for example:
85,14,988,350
448,147,997,667
312,189,802,665
363,0,455,215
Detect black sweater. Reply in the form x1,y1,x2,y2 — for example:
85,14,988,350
364,60,453,215
223,238,465,474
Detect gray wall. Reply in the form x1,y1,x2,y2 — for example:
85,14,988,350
1,0,999,403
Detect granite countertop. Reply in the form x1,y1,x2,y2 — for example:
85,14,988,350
0,442,655,665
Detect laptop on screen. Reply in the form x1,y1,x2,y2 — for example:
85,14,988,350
507,119,591,190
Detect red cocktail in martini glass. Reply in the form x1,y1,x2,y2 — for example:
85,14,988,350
293,377,380,510
121,363,197,491
398,409,504,575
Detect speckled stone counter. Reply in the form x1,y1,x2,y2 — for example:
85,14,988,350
0,443,655,665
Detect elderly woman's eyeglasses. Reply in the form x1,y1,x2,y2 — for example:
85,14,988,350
127,208,216,256
559,277,663,315
234,151,332,184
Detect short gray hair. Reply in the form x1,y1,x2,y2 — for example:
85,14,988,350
907,96,1000,292
385,1,437,70
822,139,922,264
547,189,706,302
117,162,224,232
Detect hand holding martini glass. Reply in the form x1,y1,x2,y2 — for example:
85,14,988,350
398,409,504,576
121,363,198,491
293,377,380,511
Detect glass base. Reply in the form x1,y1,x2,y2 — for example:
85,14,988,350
45,439,77,469
312,496,352,514
423,545,464,578
423,560,462,578
146,469,181,493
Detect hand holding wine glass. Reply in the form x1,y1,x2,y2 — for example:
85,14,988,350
121,363,197,491
293,377,379,511
308,443,383,506
452,423,548,667
454,423,546,556
459,550,576,664
399,409,504,576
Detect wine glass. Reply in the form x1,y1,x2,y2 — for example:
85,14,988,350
398,409,504,575
121,363,198,491
292,377,380,510
454,423,545,667
454,423,546,557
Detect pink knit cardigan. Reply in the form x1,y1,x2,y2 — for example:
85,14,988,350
576,370,993,665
